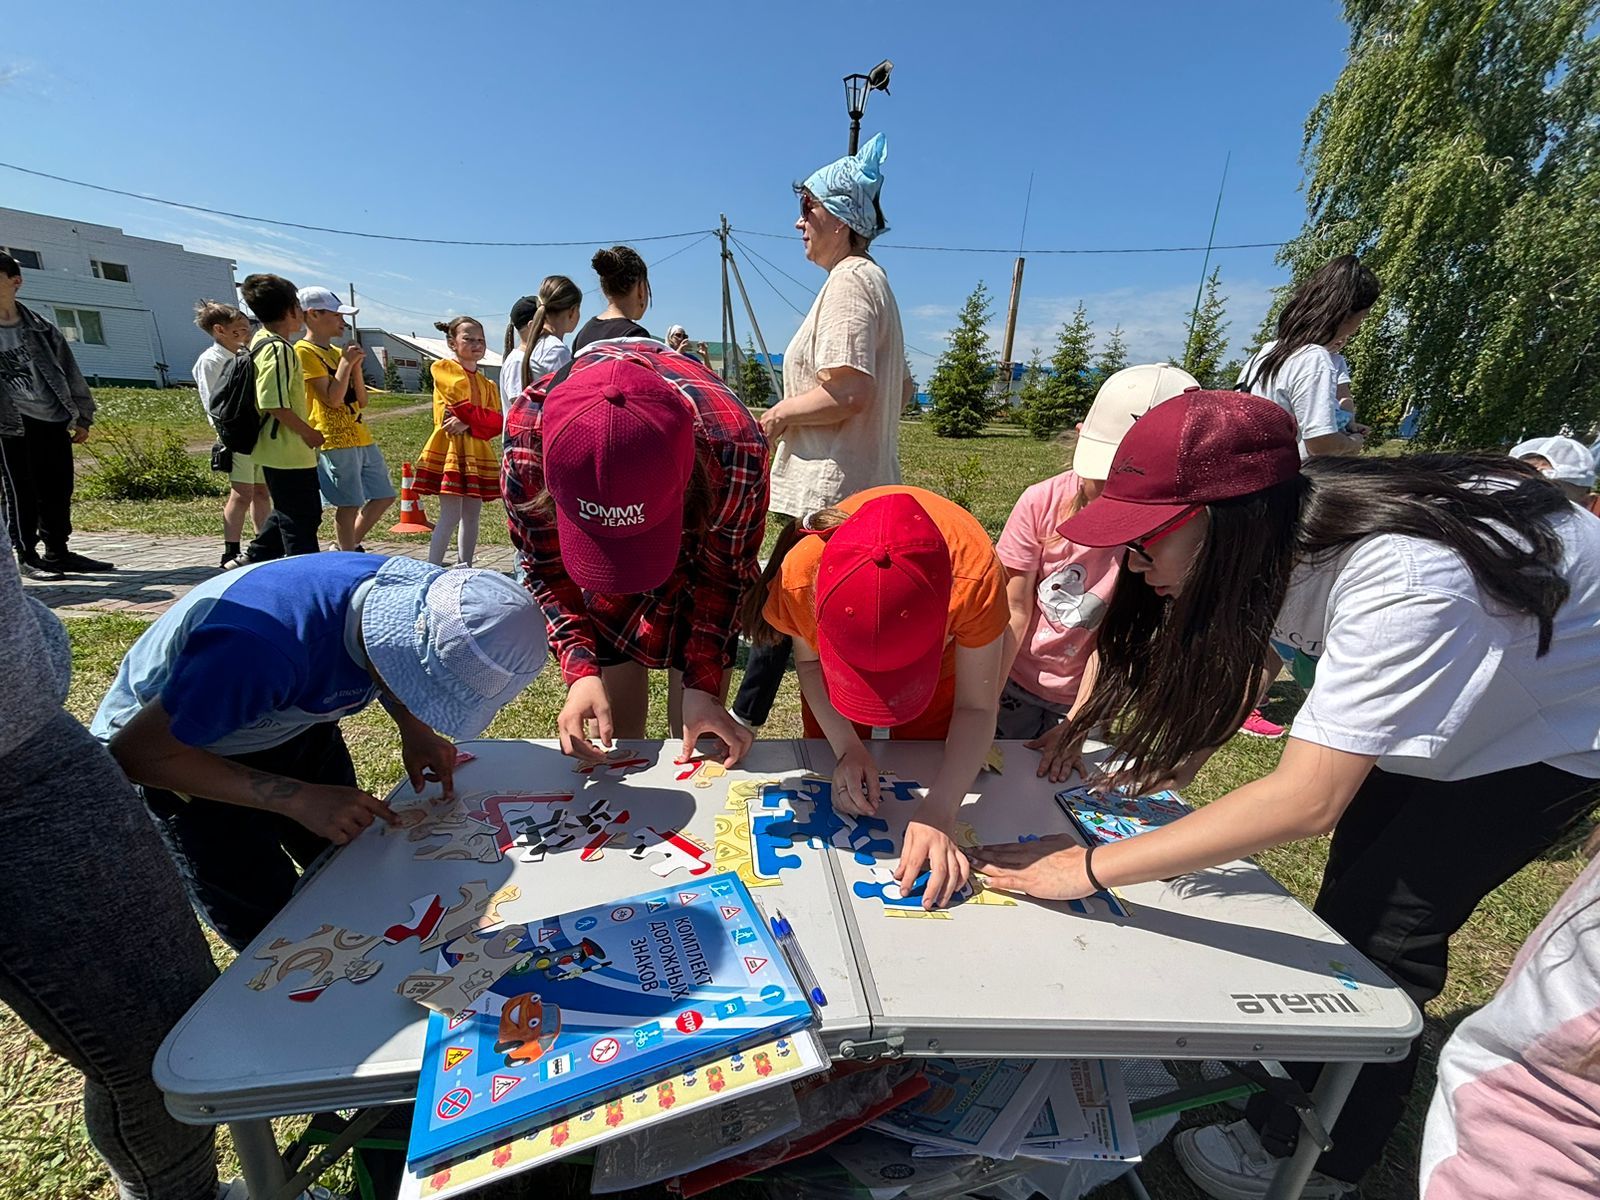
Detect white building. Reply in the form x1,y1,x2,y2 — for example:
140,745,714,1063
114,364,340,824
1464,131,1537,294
356,329,503,394
0,207,237,386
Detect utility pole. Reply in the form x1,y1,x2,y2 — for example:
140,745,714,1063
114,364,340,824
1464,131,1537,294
999,256,1026,383
1184,152,1230,366
721,215,781,401
718,216,735,383
348,283,360,345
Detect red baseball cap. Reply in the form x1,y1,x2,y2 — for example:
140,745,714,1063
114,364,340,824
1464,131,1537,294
1058,389,1300,547
542,357,695,592
815,493,953,726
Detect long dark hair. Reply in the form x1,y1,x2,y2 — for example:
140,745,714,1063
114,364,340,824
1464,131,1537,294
1245,255,1381,391
1061,456,1572,791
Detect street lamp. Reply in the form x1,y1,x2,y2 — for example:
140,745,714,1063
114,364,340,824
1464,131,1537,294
842,59,893,154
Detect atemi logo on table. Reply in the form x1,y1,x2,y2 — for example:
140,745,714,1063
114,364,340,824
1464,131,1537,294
577,498,646,527
1230,991,1362,1016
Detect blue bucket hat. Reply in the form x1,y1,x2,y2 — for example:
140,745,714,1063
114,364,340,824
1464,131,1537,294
361,557,547,739
798,132,889,241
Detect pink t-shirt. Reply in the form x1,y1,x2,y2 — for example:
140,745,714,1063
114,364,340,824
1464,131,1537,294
995,471,1122,706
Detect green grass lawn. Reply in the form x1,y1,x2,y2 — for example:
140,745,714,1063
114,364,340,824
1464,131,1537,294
6,390,1594,1200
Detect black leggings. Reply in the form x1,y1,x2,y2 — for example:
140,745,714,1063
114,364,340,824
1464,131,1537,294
1246,760,1598,1181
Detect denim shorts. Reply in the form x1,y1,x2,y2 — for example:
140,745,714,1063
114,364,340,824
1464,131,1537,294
317,443,397,508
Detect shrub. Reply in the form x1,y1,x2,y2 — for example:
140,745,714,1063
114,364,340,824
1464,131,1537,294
937,453,985,513
82,426,224,501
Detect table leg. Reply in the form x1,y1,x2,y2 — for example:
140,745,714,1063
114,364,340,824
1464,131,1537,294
229,1118,291,1199
1262,1060,1361,1200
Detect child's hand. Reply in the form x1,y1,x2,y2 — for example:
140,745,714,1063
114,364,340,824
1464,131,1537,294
895,810,970,910
969,834,1094,901
442,414,470,436
558,675,615,762
832,744,881,816
281,783,399,845
1027,720,1087,782
342,343,365,366
303,428,326,449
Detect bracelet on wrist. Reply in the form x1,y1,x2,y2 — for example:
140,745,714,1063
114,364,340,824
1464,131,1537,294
1084,843,1108,894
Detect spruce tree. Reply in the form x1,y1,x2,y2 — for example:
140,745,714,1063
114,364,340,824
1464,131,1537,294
1180,268,1230,387
737,339,774,407
1095,325,1129,384
1017,303,1096,439
928,282,996,438
1017,351,1059,440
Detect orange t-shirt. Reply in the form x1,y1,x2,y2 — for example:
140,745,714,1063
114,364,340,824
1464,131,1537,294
764,485,1008,739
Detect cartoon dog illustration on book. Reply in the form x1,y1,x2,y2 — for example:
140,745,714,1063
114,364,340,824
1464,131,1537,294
496,993,562,1066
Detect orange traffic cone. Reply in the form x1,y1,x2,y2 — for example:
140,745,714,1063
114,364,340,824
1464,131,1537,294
391,462,434,533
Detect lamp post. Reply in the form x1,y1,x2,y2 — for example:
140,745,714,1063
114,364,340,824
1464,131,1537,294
842,60,893,154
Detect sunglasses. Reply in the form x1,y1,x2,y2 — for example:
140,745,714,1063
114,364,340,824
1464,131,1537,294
799,194,822,219
1124,506,1203,564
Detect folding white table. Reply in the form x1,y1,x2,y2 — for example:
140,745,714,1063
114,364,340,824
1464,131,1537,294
156,739,1421,1200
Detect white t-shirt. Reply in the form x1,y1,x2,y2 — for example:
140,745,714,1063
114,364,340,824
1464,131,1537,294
1239,340,1342,459
499,334,571,402
768,255,907,519
1272,503,1600,781
192,341,236,425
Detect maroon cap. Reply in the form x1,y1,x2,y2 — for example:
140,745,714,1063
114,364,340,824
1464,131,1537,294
543,357,695,592
816,494,953,727
1059,389,1300,547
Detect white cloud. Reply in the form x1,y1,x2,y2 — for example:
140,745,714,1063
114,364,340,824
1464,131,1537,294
172,233,330,284
910,302,952,321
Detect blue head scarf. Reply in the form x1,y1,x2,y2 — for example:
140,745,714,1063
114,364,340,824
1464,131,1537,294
798,132,889,241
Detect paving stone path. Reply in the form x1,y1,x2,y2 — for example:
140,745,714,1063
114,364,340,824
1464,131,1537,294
21,531,515,618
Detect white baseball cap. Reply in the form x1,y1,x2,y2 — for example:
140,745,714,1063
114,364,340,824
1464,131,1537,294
297,285,358,315
1071,363,1202,481
1510,435,1596,489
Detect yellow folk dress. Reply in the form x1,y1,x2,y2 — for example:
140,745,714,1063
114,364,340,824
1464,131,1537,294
412,359,503,501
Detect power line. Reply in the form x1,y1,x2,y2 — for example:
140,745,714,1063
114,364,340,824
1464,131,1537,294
733,235,938,363
0,160,712,248
733,237,819,298
729,237,810,319
732,226,1286,256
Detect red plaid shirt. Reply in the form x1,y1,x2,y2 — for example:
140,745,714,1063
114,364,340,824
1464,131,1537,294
502,342,769,695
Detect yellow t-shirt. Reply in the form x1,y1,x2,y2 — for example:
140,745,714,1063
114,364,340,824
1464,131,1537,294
249,330,317,470
296,340,374,450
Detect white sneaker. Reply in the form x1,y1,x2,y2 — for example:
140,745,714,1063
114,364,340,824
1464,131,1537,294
1173,1120,1358,1200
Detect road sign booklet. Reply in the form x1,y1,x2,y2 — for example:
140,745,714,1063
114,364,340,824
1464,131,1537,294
407,871,815,1167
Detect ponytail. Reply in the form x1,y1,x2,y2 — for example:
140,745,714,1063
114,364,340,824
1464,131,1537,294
738,509,851,646
504,322,516,356
519,274,584,393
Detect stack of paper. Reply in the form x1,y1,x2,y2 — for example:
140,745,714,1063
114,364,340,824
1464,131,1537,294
871,1058,1140,1166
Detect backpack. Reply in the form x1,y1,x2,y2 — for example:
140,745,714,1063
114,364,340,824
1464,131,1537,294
208,339,275,455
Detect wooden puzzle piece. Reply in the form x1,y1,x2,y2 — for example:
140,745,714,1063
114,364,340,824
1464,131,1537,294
247,924,384,1001
397,923,538,1017
630,827,713,877
572,748,651,776
384,894,447,945
716,781,786,889
418,881,523,952
409,808,502,863
675,757,729,789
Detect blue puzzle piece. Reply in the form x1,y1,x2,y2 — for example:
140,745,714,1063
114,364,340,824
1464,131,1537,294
751,812,803,879
853,873,973,910
1067,889,1130,918
764,806,846,848
881,778,925,805
842,815,894,865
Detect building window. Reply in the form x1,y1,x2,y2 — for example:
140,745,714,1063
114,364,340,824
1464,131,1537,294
91,260,131,283
3,247,42,269
53,308,106,346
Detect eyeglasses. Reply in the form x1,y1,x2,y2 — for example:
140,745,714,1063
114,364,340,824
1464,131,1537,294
1124,506,1203,564
799,194,822,219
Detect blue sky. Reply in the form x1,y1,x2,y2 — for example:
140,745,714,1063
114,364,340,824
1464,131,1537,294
0,1,1348,373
